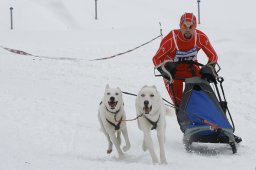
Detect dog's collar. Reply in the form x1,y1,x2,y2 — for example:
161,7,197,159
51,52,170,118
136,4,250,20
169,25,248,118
106,117,123,130
105,106,121,115
100,101,122,115
143,114,160,130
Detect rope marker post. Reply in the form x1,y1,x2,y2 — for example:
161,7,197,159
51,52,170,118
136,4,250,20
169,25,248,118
197,0,201,24
159,22,163,40
95,0,98,20
10,7,13,30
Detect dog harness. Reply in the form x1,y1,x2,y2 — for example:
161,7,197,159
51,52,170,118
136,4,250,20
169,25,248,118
105,106,121,115
106,117,122,130
144,114,160,130
100,101,123,130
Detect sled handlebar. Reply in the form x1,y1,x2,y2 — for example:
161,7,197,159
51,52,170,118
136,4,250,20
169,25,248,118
177,60,221,74
154,60,221,82
176,60,204,67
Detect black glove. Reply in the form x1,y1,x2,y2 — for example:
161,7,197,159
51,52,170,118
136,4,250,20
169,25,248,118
157,67,170,80
164,62,176,77
200,63,217,83
157,62,176,80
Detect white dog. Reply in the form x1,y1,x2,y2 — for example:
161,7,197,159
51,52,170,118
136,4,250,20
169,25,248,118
136,85,170,164
98,84,131,157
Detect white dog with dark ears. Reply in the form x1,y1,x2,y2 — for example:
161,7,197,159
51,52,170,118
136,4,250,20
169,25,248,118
98,84,131,158
136,85,171,164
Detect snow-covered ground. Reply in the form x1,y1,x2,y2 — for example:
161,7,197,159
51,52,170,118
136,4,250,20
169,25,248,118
0,0,256,169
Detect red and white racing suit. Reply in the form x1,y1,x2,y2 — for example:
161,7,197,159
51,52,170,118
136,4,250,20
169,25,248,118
152,29,218,107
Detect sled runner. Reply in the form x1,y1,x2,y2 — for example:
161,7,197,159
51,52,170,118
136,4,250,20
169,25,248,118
156,61,241,154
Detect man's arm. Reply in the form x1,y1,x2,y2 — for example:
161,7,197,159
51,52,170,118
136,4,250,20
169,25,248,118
152,32,175,66
197,31,218,64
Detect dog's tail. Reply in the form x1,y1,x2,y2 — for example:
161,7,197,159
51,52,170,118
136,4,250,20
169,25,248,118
165,106,174,116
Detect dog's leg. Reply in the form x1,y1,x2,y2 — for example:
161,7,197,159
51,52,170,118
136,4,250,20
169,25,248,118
121,126,131,152
106,134,113,154
99,118,113,154
102,126,113,154
109,132,124,157
142,138,148,151
144,132,159,164
157,128,167,164
117,131,121,146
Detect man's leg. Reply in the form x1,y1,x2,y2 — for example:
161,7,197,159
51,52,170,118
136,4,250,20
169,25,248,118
164,79,183,112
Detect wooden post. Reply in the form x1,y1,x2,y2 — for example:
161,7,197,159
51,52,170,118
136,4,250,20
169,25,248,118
10,7,13,30
95,0,98,20
197,0,201,24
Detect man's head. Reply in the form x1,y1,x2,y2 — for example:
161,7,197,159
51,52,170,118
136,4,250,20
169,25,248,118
179,13,197,40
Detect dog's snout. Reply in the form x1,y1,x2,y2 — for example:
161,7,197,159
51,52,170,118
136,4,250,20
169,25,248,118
144,100,149,106
110,96,115,101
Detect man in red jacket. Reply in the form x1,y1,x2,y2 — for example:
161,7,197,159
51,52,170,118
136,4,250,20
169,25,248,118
153,12,218,108
152,13,242,144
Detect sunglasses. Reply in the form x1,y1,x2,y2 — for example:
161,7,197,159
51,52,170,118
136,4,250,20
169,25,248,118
181,22,195,29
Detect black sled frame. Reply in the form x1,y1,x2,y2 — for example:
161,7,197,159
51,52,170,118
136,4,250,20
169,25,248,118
155,61,240,154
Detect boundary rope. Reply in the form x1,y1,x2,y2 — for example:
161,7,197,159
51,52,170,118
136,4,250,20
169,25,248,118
0,34,162,62
89,34,162,61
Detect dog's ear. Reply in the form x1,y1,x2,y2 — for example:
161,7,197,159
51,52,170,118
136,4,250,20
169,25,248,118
117,87,122,96
152,85,157,90
105,84,110,90
142,85,148,89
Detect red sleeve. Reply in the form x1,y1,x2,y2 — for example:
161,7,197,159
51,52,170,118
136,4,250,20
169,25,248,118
152,32,175,66
197,31,218,63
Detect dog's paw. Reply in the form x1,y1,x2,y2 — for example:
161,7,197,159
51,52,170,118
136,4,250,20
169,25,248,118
117,151,124,158
107,149,112,154
123,144,131,152
160,154,167,164
152,159,159,164
117,153,125,160
151,155,159,164
160,159,167,164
